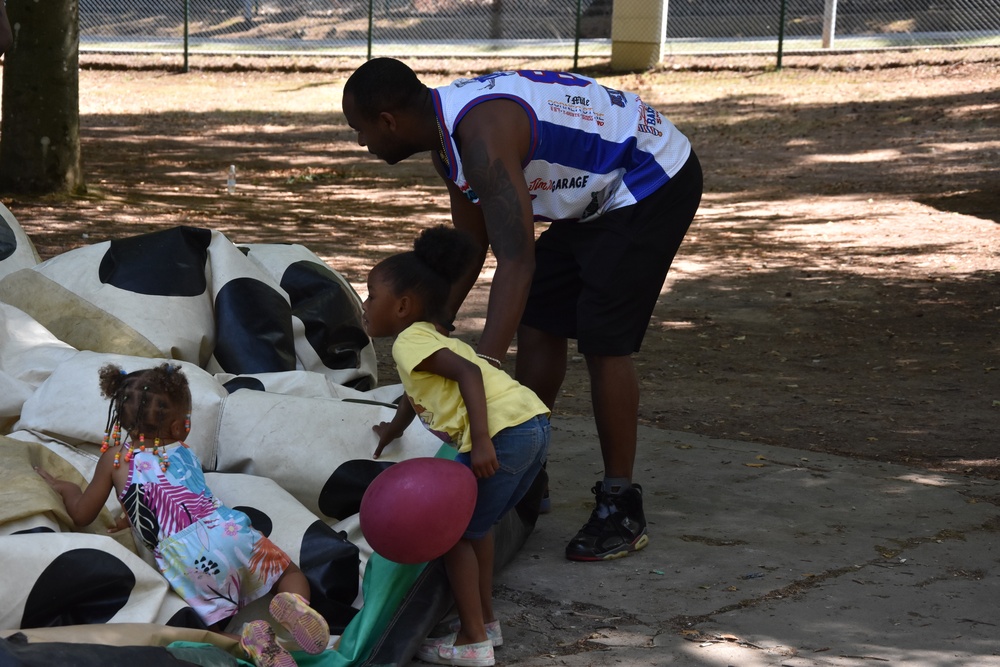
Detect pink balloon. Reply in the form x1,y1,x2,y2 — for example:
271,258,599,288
359,457,478,564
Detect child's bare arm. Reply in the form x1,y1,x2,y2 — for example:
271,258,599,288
35,456,116,527
415,349,498,478
373,396,417,459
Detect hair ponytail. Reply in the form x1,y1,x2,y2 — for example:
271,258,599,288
376,225,479,327
412,225,478,286
98,363,191,439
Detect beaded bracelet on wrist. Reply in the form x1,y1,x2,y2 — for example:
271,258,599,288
476,353,503,368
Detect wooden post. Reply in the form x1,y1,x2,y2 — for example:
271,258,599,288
610,0,668,71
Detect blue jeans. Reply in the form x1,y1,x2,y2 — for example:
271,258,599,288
455,414,550,539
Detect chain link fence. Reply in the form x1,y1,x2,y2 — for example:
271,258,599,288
79,0,1000,63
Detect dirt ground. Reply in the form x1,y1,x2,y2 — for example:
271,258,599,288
2,47,998,487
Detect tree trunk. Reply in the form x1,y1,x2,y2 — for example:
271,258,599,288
0,0,84,194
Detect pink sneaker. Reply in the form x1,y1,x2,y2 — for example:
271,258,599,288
240,619,296,667
269,592,330,655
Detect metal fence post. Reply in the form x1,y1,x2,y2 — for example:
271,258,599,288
573,0,582,71
822,0,838,48
777,0,787,69
183,0,189,72
367,0,374,60
77,1,1000,65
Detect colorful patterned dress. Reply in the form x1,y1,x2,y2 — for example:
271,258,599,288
119,444,291,626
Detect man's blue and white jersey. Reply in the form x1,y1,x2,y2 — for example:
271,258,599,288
432,70,692,223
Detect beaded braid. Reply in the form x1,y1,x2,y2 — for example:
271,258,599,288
98,363,192,471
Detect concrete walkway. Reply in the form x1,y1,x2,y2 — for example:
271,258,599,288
415,417,1000,666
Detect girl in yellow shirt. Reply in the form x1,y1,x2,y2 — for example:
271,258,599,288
364,226,550,667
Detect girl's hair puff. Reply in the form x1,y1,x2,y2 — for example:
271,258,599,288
99,363,191,439
376,225,478,326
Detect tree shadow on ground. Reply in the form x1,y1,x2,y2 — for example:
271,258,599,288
4,66,997,481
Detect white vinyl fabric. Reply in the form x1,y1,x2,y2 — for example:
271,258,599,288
0,210,441,643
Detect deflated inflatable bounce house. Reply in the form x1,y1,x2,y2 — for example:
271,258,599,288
0,203,544,666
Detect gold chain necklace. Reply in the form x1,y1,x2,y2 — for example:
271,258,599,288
435,116,448,167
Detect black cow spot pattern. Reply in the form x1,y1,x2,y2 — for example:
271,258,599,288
222,376,266,393
213,277,296,374
98,226,211,296
11,526,56,535
0,216,16,262
233,505,273,537
165,606,208,630
21,548,136,628
318,459,393,521
279,260,373,388
299,520,361,633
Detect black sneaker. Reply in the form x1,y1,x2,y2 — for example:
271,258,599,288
565,482,649,561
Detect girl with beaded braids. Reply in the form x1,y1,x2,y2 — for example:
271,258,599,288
364,226,550,667
35,363,330,667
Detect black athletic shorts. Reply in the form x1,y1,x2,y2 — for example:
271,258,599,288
520,150,703,356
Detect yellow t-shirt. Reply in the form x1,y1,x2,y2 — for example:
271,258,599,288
393,321,549,453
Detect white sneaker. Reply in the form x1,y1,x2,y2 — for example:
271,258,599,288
437,638,495,667
415,632,456,664
445,618,503,647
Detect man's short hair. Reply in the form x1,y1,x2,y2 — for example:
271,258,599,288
344,58,426,119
